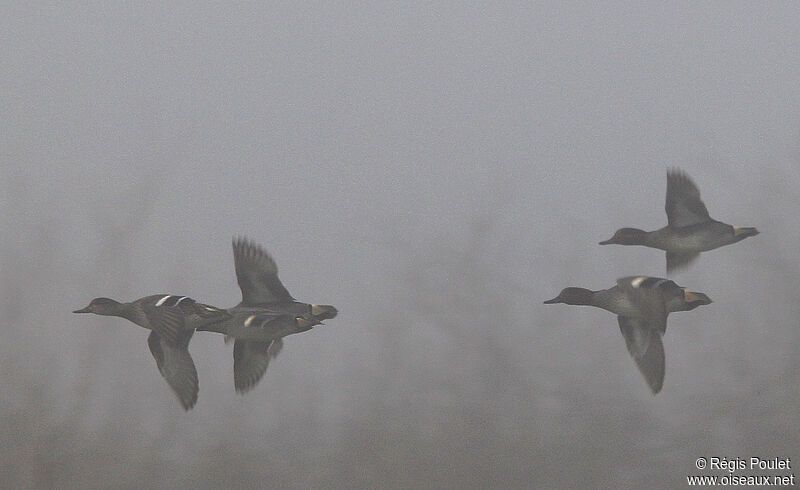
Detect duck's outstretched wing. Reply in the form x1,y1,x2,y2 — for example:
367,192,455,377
616,276,671,334
232,338,284,394
233,237,294,306
142,299,190,345
666,169,712,228
618,316,665,394
147,330,199,410
666,251,700,273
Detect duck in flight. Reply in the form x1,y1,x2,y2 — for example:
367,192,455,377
544,276,712,394
196,237,338,394
73,295,229,410
74,237,338,407
599,169,758,272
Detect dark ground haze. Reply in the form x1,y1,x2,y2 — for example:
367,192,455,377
2,3,799,488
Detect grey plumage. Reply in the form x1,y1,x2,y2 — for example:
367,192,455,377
600,169,759,272
196,238,338,393
544,276,711,394
74,294,228,410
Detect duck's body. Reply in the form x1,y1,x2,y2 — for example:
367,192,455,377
73,294,229,410
562,277,711,319
75,238,337,400
196,237,338,393
646,220,753,252
544,276,712,394
600,170,758,272
198,305,323,342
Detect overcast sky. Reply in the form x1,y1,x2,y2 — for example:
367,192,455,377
2,2,799,488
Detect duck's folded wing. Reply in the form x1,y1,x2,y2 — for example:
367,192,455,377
618,317,665,394
230,310,319,340
233,237,294,306
666,251,700,273
666,169,712,227
233,338,284,394
616,276,669,334
147,330,199,410
193,302,231,321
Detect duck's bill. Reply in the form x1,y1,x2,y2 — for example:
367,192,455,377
598,238,614,245
73,306,92,313
543,297,561,304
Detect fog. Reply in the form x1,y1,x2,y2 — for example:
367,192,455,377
2,3,798,488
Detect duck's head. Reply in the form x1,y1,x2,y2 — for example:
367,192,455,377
682,290,712,310
543,287,594,306
73,297,121,315
311,304,338,320
599,228,648,245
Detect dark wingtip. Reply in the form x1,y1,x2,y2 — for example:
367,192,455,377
647,370,664,395
233,235,251,250
180,394,198,411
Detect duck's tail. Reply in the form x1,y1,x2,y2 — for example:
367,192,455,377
311,304,338,320
733,226,759,239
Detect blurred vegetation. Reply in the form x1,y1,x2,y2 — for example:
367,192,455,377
3,177,797,488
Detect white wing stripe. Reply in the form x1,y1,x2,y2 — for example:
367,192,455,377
630,277,646,288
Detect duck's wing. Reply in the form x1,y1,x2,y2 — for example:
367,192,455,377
142,299,190,345
147,330,199,410
666,251,700,273
666,169,712,228
242,310,305,330
618,316,665,394
616,276,670,334
232,338,284,394
193,301,231,321
233,237,294,306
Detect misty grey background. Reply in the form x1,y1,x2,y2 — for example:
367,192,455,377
2,3,798,488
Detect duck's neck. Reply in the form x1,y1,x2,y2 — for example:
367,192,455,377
590,288,631,315
114,302,147,327
645,227,676,250
628,230,653,246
